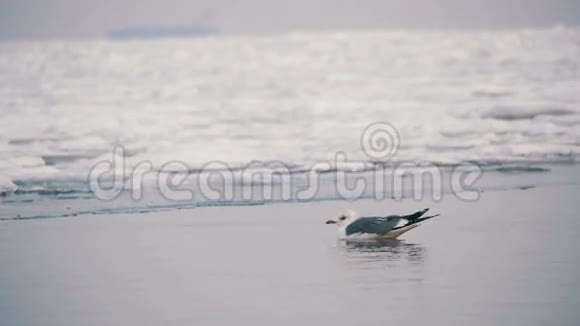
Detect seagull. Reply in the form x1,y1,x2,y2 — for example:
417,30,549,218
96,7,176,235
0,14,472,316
325,208,439,240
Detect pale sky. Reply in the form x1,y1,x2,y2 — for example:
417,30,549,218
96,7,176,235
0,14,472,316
1,0,579,39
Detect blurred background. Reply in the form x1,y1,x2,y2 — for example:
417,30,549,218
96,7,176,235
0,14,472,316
0,0,579,218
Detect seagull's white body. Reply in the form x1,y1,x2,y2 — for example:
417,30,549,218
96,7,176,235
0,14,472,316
338,223,420,240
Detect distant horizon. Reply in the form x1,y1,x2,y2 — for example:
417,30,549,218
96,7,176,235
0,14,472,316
0,22,579,42
1,0,580,40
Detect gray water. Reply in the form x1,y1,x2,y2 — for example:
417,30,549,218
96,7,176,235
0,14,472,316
1,183,579,326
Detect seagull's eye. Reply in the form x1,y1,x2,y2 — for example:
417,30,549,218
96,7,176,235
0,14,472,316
339,215,347,221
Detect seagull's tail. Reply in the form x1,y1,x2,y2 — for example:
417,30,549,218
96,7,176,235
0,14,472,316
393,214,440,230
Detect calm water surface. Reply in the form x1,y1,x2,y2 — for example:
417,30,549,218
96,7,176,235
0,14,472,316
1,184,579,326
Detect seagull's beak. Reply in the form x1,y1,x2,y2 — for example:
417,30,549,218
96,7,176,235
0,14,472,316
325,219,336,224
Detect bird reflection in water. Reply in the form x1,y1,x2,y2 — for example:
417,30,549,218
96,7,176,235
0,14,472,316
338,240,426,288
341,239,425,263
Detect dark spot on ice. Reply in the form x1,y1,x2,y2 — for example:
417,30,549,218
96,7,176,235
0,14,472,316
495,166,551,174
482,106,575,121
519,186,535,190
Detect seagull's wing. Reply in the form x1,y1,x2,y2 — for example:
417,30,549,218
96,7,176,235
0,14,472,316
345,216,401,236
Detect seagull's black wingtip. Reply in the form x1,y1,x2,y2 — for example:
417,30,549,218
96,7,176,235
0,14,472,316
416,214,440,223
393,213,440,230
406,208,431,222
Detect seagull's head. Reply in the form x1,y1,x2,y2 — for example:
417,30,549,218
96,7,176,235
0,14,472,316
325,210,357,227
